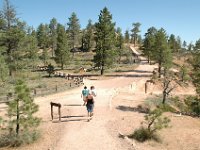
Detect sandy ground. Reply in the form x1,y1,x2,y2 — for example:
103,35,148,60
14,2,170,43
0,49,199,150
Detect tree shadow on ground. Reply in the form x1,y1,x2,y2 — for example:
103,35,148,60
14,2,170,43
105,74,152,78
115,70,152,73
64,104,82,106
116,105,149,114
52,115,88,123
61,118,88,122
61,115,86,118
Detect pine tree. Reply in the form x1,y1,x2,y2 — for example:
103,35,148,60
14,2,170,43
143,27,157,64
124,30,130,43
36,23,50,48
26,29,39,69
42,47,48,65
7,79,40,136
131,22,141,46
55,24,70,70
84,19,95,51
67,12,80,55
184,40,200,116
49,18,58,57
153,28,172,78
0,0,20,76
183,40,187,49
0,53,8,83
115,27,124,63
193,39,200,96
94,7,116,75
187,42,193,51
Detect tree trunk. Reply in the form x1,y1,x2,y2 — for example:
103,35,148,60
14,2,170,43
101,66,104,75
9,68,12,76
16,99,19,135
158,62,161,78
162,91,167,104
148,55,150,64
101,62,104,75
61,63,64,70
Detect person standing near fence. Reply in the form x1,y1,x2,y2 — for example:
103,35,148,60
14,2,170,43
81,86,89,106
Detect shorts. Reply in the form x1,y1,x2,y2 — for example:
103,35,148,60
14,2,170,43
83,96,87,102
86,103,94,112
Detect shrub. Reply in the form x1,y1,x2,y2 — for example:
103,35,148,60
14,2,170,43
47,64,54,77
184,96,200,116
170,96,186,112
129,109,170,142
0,80,41,148
157,103,176,112
145,97,176,113
0,130,40,147
128,127,156,142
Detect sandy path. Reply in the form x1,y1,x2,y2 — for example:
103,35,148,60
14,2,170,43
17,51,153,150
1,47,196,150
48,55,155,150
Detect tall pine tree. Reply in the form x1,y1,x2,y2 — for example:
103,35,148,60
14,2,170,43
55,24,70,70
49,18,58,57
84,19,95,51
131,22,141,46
154,28,172,77
115,27,124,63
124,30,130,43
143,27,157,64
94,7,116,75
67,12,80,55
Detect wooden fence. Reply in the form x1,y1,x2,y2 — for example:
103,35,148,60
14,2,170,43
0,75,84,104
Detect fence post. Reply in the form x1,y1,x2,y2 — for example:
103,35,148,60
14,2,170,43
68,74,70,80
55,85,58,92
34,89,37,96
145,82,148,94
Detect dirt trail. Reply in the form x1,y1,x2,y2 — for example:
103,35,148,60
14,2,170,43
1,47,197,150
20,50,154,150
45,52,155,150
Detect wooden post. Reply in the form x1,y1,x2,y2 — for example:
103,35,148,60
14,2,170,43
55,85,58,92
145,82,148,94
34,89,37,95
50,102,61,121
51,103,53,120
58,107,61,121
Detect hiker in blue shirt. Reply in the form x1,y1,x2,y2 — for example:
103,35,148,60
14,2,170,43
81,86,89,106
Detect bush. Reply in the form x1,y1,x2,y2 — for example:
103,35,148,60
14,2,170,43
0,131,40,147
184,96,200,116
170,96,186,112
128,127,158,142
145,97,175,112
129,109,170,142
157,103,176,112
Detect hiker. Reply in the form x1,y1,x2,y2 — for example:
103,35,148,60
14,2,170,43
86,93,94,121
90,85,97,97
87,85,97,118
81,86,89,106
